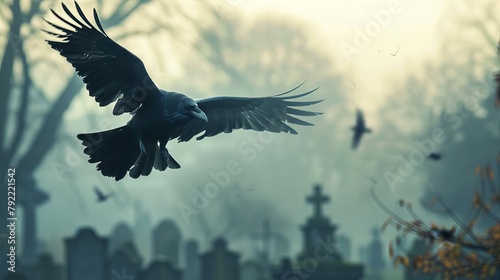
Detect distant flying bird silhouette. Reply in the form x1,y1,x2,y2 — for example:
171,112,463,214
351,110,371,149
44,2,322,180
428,152,442,161
390,46,400,56
94,186,112,202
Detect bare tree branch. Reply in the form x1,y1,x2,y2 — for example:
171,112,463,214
0,0,22,158
6,43,31,162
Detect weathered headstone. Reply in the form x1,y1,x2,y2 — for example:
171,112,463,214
134,202,152,263
152,220,181,266
405,239,436,280
241,260,261,280
185,240,200,280
137,257,182,280
294,184,364,280
365,228,386,280
109,223,134,257
298,185,342,262
201,238,240,280
272,258,293,280
27,253,62,280
109,241,142,280
65,228,108,280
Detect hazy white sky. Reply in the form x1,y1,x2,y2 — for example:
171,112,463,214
230,0,445,110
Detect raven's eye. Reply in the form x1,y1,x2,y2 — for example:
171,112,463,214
186,104,195,109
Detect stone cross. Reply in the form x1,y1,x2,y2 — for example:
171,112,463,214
306,185,329,218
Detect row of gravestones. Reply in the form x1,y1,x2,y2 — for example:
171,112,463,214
2,223,445,280
1,227,243,280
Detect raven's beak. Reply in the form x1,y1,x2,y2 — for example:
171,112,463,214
190,107,208,122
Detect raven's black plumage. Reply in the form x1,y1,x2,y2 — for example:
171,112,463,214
428,152,442,161
45,2,322,180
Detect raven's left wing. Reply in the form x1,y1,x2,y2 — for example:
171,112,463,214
44,2,162,115
171,85,322,142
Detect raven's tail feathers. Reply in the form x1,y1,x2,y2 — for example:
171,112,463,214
130,142,156,178
78,126,180,180
130,144,181,178
77,125,139,181
154,148,181,171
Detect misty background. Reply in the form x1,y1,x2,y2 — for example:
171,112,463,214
1,0,499,270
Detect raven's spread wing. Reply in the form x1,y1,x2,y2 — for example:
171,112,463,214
44,2,161,115
171,85,322,142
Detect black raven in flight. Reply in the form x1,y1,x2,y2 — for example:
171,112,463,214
428,152,442,161
94,186,112,202
351,110,371,149
44,2,322,180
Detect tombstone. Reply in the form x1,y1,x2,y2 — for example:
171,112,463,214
185,240,200,280
109,241,142,280
337,234,352,260
137,257,182,280
65,228,108,280
134,202,152,263
405,239,436,280
109,223,134,256
152,220,181,266
201,238,240,280
272,258,293,280
294,185,363,280
26,253,62,280
366,228,386,280
241,260,261,280
297,185,342,262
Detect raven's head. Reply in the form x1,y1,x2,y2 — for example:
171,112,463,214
177,97,208,122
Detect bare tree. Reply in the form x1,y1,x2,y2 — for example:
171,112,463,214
0,0,215,264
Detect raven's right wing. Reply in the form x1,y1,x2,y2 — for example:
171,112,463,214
44,2,161,115
171,84,322,142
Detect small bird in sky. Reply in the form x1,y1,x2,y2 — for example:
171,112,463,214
428,152,442,161
94,186,112,202
44,2,322,180
351,110,372,150
390,46,400,56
